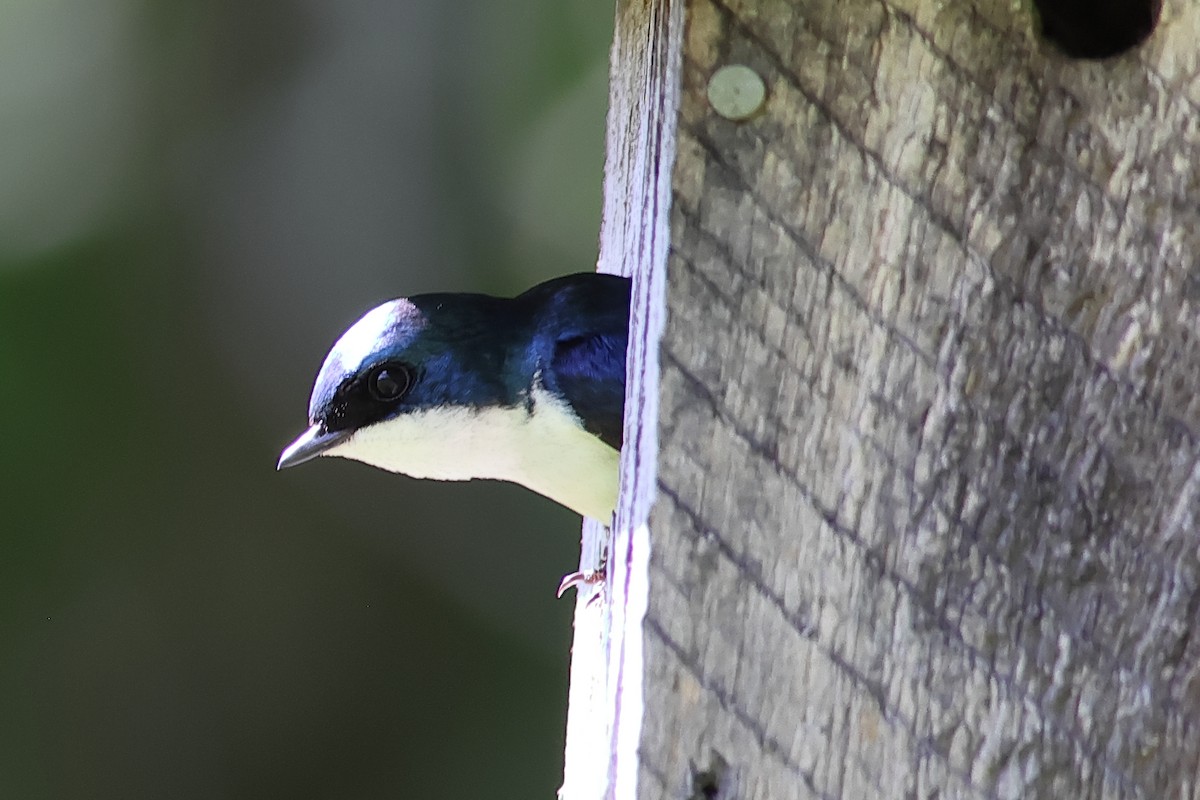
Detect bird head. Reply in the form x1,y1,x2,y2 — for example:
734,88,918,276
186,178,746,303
278,292,527,475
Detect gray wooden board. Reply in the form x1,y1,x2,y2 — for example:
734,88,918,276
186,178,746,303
570,0,1200,798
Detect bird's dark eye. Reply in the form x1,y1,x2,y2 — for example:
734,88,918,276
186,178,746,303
367,362,412,402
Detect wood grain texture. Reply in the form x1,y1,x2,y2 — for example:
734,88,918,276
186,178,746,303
561,0,682,798
641,1,1200,799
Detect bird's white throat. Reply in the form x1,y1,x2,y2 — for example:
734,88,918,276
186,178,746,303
325,386,619,521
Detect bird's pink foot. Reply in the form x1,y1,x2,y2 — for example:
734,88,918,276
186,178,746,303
556,568,607,601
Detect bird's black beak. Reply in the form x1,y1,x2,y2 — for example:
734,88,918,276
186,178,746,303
277,425,352,470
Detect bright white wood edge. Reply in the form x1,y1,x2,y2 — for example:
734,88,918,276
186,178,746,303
559,0,681,798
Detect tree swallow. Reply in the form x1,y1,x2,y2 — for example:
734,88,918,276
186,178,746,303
278,273,629,521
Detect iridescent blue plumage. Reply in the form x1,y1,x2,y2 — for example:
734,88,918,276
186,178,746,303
526,274,629,451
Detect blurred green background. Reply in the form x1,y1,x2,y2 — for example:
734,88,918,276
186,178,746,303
0,1,611,797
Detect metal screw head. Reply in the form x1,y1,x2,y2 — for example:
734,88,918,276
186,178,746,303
706,64,766,121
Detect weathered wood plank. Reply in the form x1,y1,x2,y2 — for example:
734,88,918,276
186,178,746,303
571,0,1200,798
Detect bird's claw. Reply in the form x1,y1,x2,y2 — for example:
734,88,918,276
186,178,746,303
557,568,607,603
